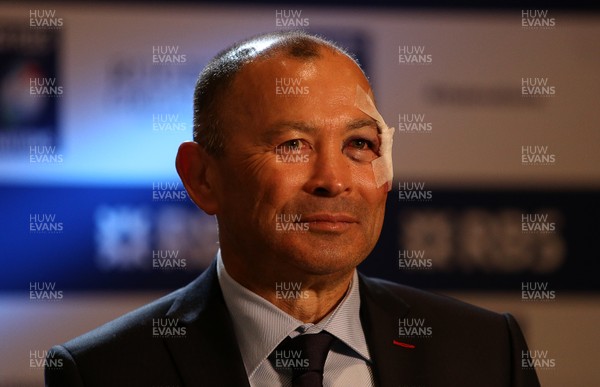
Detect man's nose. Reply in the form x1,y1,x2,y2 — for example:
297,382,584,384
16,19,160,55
303,145,352,197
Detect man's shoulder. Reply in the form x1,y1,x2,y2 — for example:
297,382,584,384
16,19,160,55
359,274,507,324
357,274,540,386
60,287,184,356
46,288,189,386
45,262,250,386
58,261,220,357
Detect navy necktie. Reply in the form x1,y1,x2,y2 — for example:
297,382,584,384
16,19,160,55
273,332,335,387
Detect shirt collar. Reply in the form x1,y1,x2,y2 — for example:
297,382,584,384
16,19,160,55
216,250,371,378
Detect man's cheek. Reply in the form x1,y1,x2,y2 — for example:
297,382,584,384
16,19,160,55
271,161,315,186
351,164,381,190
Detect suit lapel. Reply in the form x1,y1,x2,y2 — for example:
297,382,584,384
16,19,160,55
359,275,428,387
160,264,428,386
163,261,250,387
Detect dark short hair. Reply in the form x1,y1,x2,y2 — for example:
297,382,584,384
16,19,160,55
192,30,365,156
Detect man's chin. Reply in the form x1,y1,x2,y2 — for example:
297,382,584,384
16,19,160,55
262,231,374,275
281,247,366,277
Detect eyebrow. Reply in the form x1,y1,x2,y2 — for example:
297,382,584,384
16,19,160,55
346,118,378,131
262,118,378,142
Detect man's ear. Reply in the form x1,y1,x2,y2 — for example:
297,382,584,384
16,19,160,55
176,141,219,215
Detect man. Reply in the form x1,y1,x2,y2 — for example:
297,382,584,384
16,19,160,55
46,31,540,387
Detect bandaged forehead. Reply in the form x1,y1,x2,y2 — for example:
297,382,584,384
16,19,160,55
354,85,394,191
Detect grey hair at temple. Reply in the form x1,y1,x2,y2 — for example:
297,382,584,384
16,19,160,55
192,30,367,156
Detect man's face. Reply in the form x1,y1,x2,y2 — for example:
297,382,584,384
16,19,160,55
211,49,388,278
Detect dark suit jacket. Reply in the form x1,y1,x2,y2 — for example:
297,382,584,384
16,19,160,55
45,260,540,386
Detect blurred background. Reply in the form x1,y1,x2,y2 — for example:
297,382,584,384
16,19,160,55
1,1,599,386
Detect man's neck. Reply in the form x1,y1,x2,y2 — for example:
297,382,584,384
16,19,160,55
221,253,354,323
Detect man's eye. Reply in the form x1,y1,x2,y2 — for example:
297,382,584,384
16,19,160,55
282,139,303,149
348,138,374,150
276,139,309,152
345,138,378,162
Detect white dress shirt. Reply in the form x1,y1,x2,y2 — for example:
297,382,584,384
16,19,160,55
216,250,375,387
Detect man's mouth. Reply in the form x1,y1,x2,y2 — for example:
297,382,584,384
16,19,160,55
299,213,358,232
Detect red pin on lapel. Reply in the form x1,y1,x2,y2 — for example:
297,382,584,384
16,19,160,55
393,340,415,349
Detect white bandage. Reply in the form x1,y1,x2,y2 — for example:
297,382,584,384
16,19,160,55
354,85,395,191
